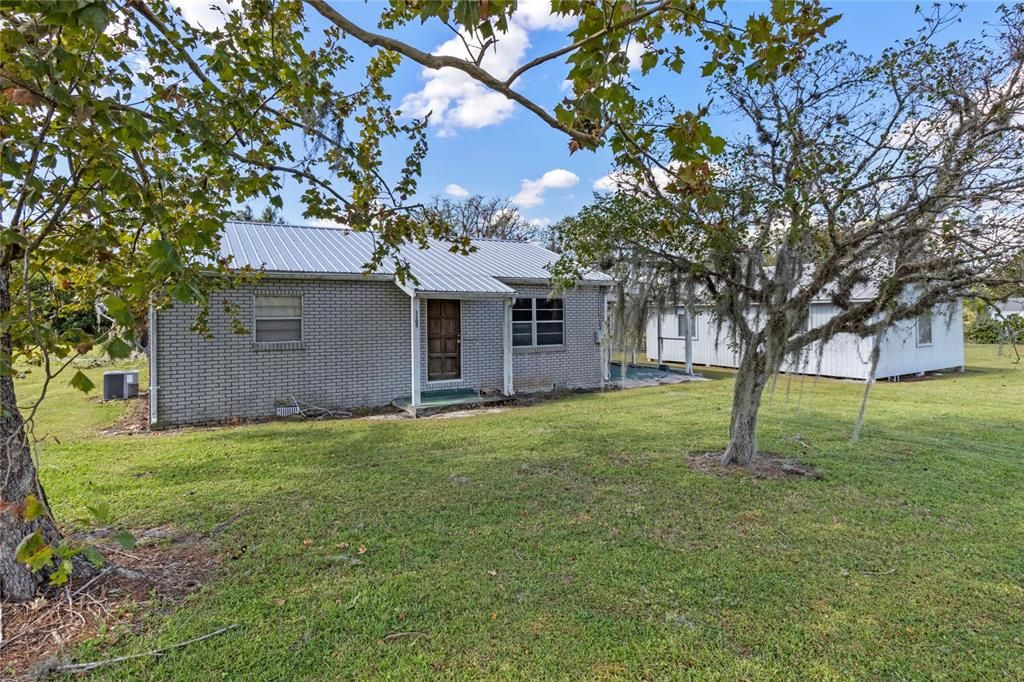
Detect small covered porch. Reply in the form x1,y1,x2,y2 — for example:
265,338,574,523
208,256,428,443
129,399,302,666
392,387,508,415
393,273,516,417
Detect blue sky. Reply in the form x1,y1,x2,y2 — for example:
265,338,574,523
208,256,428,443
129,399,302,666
174,1,1002,229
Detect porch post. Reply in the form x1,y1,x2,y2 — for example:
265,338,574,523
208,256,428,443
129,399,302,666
656,313,664,368
410,295,421,408
684,283,696,375
684,309,694,375
503,297,514,396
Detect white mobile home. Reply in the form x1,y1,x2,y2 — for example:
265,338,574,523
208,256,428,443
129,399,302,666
647,300,965,380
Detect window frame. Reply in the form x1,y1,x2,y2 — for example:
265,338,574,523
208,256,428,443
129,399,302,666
253,293,303,344
916,309,933,347
512,297,564,348
675,311,697,341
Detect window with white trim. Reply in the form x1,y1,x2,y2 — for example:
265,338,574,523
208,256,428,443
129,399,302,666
916,309,933,346
676,311,697,340
255,294,302,342
512,298,563,347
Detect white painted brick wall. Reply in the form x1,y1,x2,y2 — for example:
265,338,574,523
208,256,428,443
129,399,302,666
510,285,608,392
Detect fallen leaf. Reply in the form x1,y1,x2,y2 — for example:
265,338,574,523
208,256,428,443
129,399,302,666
336,542,349,550
302,538,313,547
490,612,497,620
487,570,497,577
357,544,367,555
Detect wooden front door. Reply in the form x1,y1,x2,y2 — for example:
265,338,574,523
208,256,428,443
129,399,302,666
427,299,461,381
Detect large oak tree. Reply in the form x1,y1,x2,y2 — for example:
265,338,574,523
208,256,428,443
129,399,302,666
555,7,1024,464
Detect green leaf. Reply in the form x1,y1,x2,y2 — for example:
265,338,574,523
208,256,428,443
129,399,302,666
705,135,726,155
15,530,54,572
70,370,95,393
0,229,28,248
76,4,109,33
86,501,112,525
104,337,133,359
82,545,105,568
22,494,45,521
49,559,74,586
147,240,183,276
554,104,575,128
113,531,136,550
641,51,658,75
102,295,134,327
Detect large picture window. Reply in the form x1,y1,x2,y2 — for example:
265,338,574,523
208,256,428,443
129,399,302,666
255,294,302,342
512,298,563,347
916,310,933,347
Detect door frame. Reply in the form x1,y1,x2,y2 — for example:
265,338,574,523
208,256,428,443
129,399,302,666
426,298,463,383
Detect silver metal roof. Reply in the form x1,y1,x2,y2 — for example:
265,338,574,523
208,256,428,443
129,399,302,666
220,221,611,295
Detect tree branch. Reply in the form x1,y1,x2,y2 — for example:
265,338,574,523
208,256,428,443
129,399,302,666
303,0,601,147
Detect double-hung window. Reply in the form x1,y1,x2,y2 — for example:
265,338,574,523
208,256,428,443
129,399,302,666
512,298,564,347
916,309,933,347
255,294,303,343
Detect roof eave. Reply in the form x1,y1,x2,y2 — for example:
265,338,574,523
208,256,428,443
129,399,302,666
498,277,613,287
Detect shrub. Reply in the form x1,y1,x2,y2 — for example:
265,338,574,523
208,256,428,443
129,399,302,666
966,316,1024,344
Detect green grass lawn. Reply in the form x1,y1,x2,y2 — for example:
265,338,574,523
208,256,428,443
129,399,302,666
20,345,1024,680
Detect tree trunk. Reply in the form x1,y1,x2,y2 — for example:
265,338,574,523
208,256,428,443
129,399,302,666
0,264,63,601
721,346,769,466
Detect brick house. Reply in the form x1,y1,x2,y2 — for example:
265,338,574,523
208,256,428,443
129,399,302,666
148,221,613,426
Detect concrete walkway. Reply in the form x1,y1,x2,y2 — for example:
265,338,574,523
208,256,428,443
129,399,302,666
609,362,709,389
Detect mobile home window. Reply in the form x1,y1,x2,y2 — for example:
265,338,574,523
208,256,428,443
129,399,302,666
916,310,933,347
512,298,564,347
255,294,302,342
676,312,697,340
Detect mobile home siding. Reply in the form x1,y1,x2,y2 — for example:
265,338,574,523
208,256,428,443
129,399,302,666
646,300,963,380
876,301,964,378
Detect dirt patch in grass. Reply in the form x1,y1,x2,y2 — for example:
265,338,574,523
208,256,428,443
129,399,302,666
1,525,221,680
429,407,509,420
688,452,823,480
99,393,150,436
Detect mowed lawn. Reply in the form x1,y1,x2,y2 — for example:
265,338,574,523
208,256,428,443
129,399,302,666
22,345,1024,680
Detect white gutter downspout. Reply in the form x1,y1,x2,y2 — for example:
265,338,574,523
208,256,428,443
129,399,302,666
148,301,158,425
503,297,514,397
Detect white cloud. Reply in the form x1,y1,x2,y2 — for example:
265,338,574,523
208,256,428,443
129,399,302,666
493,209,551,231
594,166,675,193
399,1,576,135
445,183,471,198
626,40,644,72
307,218,347,228
168,0,232,30
593,172,622,192
514,0,577,30
512,168,579,208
